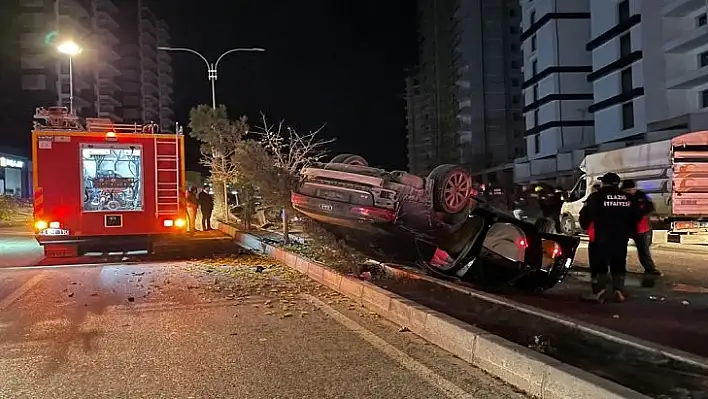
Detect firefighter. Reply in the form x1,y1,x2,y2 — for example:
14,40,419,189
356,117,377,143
186,187,199,234
621,179,661,276
485,182,510,211
579,172,643,303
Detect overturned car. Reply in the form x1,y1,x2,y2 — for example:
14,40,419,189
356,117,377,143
291,154,580,292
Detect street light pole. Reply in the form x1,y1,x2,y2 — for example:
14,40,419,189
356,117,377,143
157,46,265,110
56,40,81,113
157,46,265,220
68,55,73,111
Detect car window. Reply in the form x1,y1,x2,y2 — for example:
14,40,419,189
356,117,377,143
439,215,486,256
576,179,587,198
481,222,526,262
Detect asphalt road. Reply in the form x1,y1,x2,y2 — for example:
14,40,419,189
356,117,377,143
0,256,526,399
573,243,708,287
0,226,44,268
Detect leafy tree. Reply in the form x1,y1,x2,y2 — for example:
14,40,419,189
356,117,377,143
234,114,332,244
188,104,248,220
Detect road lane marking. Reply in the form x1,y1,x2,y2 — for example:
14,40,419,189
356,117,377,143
0,273,46,311
304,294,476,399
0,260,189,272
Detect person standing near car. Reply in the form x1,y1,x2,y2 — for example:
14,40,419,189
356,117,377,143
579,172,642,303
621,179,662,276
198,187,214,231
185,187,199,234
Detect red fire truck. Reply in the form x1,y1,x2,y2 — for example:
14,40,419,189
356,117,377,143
31,106,187,257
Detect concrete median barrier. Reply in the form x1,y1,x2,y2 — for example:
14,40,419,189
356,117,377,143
214,220,647,398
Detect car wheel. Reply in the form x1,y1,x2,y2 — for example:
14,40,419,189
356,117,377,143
429,164,473,214
560,214,576,235
329,154,368,166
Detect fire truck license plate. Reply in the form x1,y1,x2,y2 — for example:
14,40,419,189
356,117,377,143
42,228,69,236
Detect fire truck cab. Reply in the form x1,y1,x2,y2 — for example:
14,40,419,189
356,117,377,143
31,106,187,257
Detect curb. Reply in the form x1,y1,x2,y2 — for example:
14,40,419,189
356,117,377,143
380,263,708,370
214,221,647,399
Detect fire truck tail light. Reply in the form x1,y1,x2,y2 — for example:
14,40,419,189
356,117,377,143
174,218,186,227
163,219,174,227
35,220,48,230
106,132,116,138
49,221,61,229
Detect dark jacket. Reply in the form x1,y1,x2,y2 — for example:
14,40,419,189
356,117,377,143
186,191,198,208
578,186,642,243
632,189,654,234
198,191,214,210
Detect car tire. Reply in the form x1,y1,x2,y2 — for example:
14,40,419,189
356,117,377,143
429,164,473,214
329,154,368,166
560,214,576,235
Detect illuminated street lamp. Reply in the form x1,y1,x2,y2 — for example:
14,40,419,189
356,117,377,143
56,40,82,112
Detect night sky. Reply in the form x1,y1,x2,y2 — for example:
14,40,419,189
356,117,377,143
161,1,418,171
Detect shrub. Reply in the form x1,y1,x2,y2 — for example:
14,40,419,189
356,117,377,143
0,196,17,222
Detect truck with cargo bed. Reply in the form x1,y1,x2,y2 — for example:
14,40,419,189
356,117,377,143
559,130,708,244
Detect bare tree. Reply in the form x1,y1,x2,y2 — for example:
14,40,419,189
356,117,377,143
234,114,334,243
188,105,248,220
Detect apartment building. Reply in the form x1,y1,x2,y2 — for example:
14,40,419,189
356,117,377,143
515,0,592,186
116,1,173,131
515,0,708,186
156,19,175,132
0,0,174,135
405,0,460,176
6,0,96,117
91,0,121,121
630,0,708,139
406,0,524,183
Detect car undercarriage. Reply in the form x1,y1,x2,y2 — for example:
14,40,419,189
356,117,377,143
291,154,580,292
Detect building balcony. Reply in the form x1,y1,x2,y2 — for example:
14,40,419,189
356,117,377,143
159,94,174,105
58,0,90,19
667,65,708,89
142,86,159,99
142,44,157,60
157,25,170,41
158,69,173,81
96,27,120,47
142,69,159,82
159,83,174,95
99,94,121,107
98,61,120,77
158,51,171,62
95,11,119,30
98,111,122,122
99,78,121,92
93,0,119,15
58,15,91,37
158,63,173,74
121,69,140,81
100,45,120,62
665,25,708,53
141,56,158,71
663,0,704,17
140,19,156,33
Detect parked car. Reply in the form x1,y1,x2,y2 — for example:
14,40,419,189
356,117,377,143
291,154,580,291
